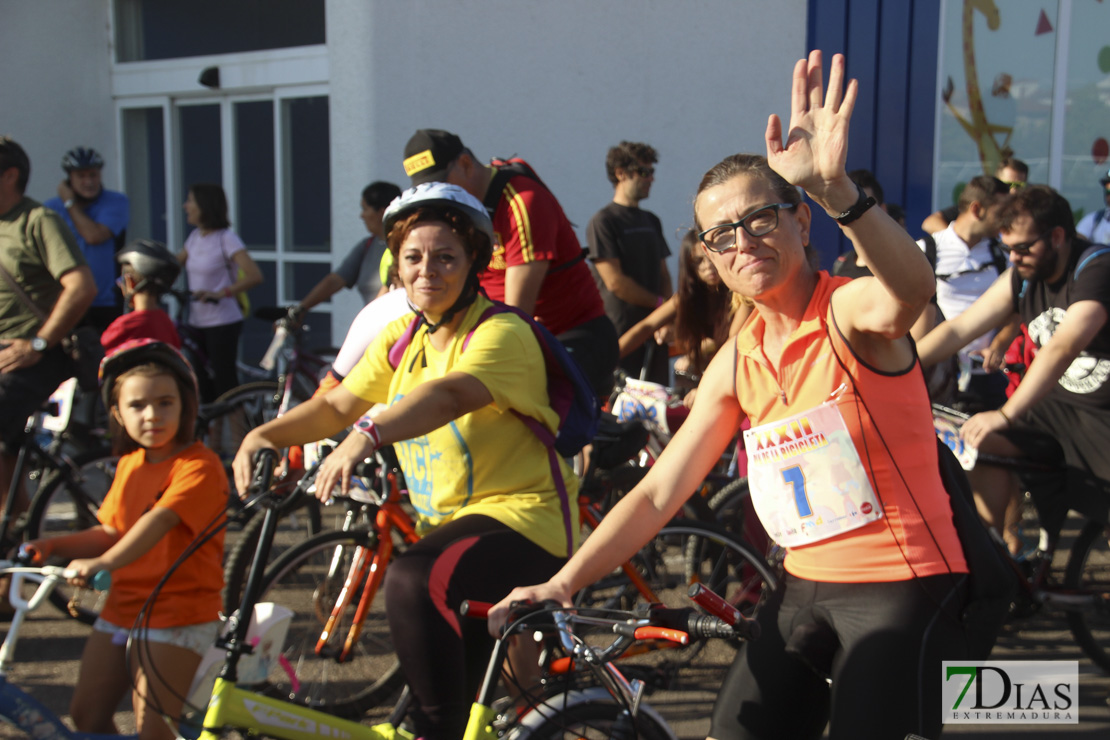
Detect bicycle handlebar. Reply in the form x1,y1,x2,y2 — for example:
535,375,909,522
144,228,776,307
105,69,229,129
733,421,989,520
250,449,280,494
687,583,761,641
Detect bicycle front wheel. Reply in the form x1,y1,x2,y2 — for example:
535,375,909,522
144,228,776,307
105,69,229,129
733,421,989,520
25,453,118,623
1063,519,1110,672
510,689,676,740
256,527,402,717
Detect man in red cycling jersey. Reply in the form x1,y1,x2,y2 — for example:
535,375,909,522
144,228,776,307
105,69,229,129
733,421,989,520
402,129,618,397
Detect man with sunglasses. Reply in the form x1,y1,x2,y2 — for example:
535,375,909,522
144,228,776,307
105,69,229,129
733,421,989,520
921,157,1029,235
587,141,672,384
919,185,1110,556
1076,169,1110,246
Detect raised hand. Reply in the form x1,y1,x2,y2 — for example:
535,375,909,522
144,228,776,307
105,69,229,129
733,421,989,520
765,50,857,210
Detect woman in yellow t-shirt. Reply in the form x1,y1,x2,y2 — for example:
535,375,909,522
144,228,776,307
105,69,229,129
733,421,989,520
232,182,576,740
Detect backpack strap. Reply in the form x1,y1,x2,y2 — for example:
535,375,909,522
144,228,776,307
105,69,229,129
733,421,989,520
987,237,1009,275
458,300,576,554
1075,244,1110,280
921,233,938,271
387,315,424,370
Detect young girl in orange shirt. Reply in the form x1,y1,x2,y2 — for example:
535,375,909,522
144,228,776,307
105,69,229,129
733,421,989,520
28,339,227,740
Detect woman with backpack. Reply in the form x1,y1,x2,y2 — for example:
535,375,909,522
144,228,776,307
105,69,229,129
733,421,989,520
177,183,262,402
232,182,577,740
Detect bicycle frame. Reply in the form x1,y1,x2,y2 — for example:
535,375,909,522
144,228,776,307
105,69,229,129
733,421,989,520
199,677,378,740
0,566,134,740
315,470,419,662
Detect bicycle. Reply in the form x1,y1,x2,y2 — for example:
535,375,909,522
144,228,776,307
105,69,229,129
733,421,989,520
244,419,776,718
0,555,117,739
3,378,118,625
196,447,758,740
931,403,1110,672
450,582,759,740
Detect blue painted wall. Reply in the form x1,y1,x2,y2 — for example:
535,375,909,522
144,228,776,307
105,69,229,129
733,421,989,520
807,0,941,267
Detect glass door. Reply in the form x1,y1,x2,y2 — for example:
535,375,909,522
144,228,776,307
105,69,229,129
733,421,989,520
120,90,333,361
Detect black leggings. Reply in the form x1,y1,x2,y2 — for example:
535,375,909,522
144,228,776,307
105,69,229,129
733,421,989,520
383,515,565,740
189,320,241,403
711,572,969,740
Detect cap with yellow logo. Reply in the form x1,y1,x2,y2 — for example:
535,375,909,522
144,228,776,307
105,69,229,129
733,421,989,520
403,129,465,185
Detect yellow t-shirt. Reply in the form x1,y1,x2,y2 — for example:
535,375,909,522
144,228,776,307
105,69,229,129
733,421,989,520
343,297,579,557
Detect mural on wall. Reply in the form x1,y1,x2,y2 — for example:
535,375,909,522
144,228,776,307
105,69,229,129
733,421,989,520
942,0,1013,178
935,0,1110,221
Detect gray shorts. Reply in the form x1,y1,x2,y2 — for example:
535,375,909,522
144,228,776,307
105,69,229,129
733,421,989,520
93,617,222,656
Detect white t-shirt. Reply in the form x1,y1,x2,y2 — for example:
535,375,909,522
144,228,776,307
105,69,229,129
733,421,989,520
332,288,413,378
920,224,1005,360
1077,208,1110,246
182,228,247,328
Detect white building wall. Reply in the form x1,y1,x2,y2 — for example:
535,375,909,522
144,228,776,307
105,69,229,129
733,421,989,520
1,0,118,203
326,0,806,335
4,0,807,340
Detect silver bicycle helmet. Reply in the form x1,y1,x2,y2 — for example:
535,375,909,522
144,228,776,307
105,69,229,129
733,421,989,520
382,182,495,252
61,147,104,172
117,239,181,294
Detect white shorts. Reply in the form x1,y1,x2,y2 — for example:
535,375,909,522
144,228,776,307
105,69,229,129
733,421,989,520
93,617,222,656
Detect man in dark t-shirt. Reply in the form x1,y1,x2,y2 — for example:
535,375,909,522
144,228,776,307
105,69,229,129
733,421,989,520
919,185,1110,553
586,141,672,384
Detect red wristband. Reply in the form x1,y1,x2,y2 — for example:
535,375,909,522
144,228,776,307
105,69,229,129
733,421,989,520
223,286,233,298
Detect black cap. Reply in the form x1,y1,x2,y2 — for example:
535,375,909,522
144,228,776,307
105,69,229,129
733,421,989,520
1100,169,1110,186
403,129,465,185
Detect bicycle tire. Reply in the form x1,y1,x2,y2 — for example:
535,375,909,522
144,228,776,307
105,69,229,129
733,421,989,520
203,381,292,467
1063,519,1110,672
25,452,119,624
222,494,323,613
575,519,775,681
255,527,403,717
509,688,676,740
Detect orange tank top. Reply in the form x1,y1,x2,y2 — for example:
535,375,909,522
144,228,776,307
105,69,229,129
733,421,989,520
734,272,967,582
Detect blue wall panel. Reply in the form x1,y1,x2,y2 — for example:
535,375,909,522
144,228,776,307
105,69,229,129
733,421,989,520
807,0,940,267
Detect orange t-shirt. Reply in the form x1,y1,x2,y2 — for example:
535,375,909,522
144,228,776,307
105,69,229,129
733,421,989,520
734,272,967,582
96,442,227,628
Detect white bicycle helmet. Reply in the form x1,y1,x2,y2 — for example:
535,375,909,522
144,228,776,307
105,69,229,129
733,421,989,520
382,182,495,250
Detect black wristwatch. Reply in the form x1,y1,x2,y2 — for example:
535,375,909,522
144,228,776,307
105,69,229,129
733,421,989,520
834,183,877,226
30,337,48,353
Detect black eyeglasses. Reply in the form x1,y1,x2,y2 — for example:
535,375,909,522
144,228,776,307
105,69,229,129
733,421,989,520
1004,230,1052,256
631,165,655,178
698,203,796,253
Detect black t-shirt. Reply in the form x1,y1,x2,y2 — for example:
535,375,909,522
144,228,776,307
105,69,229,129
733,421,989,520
1010,240,1110,409
585,202,670,334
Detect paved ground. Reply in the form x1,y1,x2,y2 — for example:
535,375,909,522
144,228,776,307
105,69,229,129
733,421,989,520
4,589,1108,739
3,516,1108,739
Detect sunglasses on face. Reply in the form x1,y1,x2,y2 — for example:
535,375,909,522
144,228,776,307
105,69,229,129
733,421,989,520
630,166,655,178
1004,229,1053,256
1001,180,1026,191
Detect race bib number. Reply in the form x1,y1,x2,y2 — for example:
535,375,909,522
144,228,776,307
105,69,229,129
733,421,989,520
743,402,883,547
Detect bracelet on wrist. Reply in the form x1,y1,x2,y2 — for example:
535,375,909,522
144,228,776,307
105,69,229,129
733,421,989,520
833,182,877,226
998,408,1012,426
655,295,665,308
223,286,233,298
